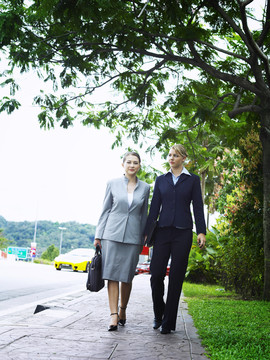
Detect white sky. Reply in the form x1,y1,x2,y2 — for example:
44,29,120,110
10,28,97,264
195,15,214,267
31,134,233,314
0,70,164,225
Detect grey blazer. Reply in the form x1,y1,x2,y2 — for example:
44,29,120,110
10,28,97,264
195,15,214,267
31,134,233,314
95,176,150,245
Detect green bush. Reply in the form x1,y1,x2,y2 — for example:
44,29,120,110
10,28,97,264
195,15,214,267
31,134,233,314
212,130,264,299
34,258,53,265
186,214,263,299
41,244,59,261
0,228,11,250
215,213,264,299
186,230,223,284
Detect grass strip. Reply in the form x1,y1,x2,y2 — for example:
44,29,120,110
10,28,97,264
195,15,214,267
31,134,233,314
183,282,270,360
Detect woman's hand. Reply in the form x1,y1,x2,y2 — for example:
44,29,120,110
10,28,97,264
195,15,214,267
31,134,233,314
197,233,206,249
94,238,102,249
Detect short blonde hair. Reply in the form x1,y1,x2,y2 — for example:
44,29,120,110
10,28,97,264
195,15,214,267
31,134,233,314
171,144,188,158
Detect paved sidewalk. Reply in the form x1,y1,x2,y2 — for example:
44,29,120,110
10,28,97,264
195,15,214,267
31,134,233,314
0,274,208,360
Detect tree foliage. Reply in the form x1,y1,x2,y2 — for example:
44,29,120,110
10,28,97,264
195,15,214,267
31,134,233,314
0,0,268,132
214,128,264,298
0,228,11,250
41,244,59,261
185,128,264,299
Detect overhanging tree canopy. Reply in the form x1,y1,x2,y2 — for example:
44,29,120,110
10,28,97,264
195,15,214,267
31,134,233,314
0,0,269,299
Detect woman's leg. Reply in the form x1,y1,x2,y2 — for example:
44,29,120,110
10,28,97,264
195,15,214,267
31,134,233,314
162,228,193,331
119,281,132,321
107,280,119,326
150,227,172,322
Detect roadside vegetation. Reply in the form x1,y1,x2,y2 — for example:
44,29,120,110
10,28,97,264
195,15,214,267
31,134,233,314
183,283,270,360
0,216,96,254
185,130,263,301
41,244,59,262
0,229,11,250
33,258,53,265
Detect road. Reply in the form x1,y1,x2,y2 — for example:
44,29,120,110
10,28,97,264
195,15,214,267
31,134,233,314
0,260,88,316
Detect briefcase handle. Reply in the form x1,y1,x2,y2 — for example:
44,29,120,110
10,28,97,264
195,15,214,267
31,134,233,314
96,243,102,255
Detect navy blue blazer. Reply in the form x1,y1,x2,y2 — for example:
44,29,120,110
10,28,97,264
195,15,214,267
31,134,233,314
145,172,206,235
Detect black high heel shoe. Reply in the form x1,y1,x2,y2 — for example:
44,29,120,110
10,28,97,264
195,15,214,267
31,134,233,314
118,306,126,326
108,313,118,331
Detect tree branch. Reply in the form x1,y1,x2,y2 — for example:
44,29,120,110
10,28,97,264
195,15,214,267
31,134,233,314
207,0,253,51
84,65,156,122
194,39,249,63
257,0,270,46
237,0,270,84
129,27,249,63
55,72,122,109
211,93,237,111
228,104,261,117
81,38,267,98
36,35,269,100
131,59,167,76
92,97,134,122
138,0,150,18
177,122,202,134
186,131,197,161
241,0,253,6
187,41,267,97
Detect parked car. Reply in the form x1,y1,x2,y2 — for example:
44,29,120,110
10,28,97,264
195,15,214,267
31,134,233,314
135,260,150,275
54,248,95,272
135,259,171,276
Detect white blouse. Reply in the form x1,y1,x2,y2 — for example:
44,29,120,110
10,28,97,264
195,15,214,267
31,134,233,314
127,192,133,208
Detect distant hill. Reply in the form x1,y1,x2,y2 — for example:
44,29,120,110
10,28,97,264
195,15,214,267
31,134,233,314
0,215,96,255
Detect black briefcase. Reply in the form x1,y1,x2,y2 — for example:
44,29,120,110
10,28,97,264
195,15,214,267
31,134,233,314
86,244,105,292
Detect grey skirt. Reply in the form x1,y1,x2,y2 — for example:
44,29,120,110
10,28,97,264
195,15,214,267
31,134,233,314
101,240,141,283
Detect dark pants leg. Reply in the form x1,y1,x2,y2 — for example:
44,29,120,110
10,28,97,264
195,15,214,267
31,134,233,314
150,227,193,330
150,228,171,320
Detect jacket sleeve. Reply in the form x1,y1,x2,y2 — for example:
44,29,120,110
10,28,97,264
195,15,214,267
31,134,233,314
140,185,150,239
94,182,113,239
192,175,206,235
144,177,162,235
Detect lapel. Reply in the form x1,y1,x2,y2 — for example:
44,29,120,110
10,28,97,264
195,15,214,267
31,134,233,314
164,173,174,187
175,173,190,186
164,172,190,187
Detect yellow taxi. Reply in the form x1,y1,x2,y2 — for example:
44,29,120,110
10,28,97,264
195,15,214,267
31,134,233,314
54,248,95,272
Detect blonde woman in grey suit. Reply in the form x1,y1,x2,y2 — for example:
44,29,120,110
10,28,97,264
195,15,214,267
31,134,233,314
94,152,150,331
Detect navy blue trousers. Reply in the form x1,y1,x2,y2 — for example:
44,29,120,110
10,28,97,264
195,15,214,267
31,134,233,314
150,227,193,330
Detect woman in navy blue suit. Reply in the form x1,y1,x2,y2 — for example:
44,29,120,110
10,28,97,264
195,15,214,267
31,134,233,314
145,144,206,334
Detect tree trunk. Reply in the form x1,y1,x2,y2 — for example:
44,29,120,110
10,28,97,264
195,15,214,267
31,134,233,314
261,112,270,301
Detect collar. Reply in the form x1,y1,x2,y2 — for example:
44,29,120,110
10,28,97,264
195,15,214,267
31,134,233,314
123,175,139,188
168,167,191,178
123,175,138,181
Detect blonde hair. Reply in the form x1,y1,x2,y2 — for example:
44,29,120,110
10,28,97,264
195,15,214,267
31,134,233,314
171,144,188,158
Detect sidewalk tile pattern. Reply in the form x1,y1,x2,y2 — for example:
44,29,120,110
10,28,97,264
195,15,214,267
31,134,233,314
0,274,209,360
